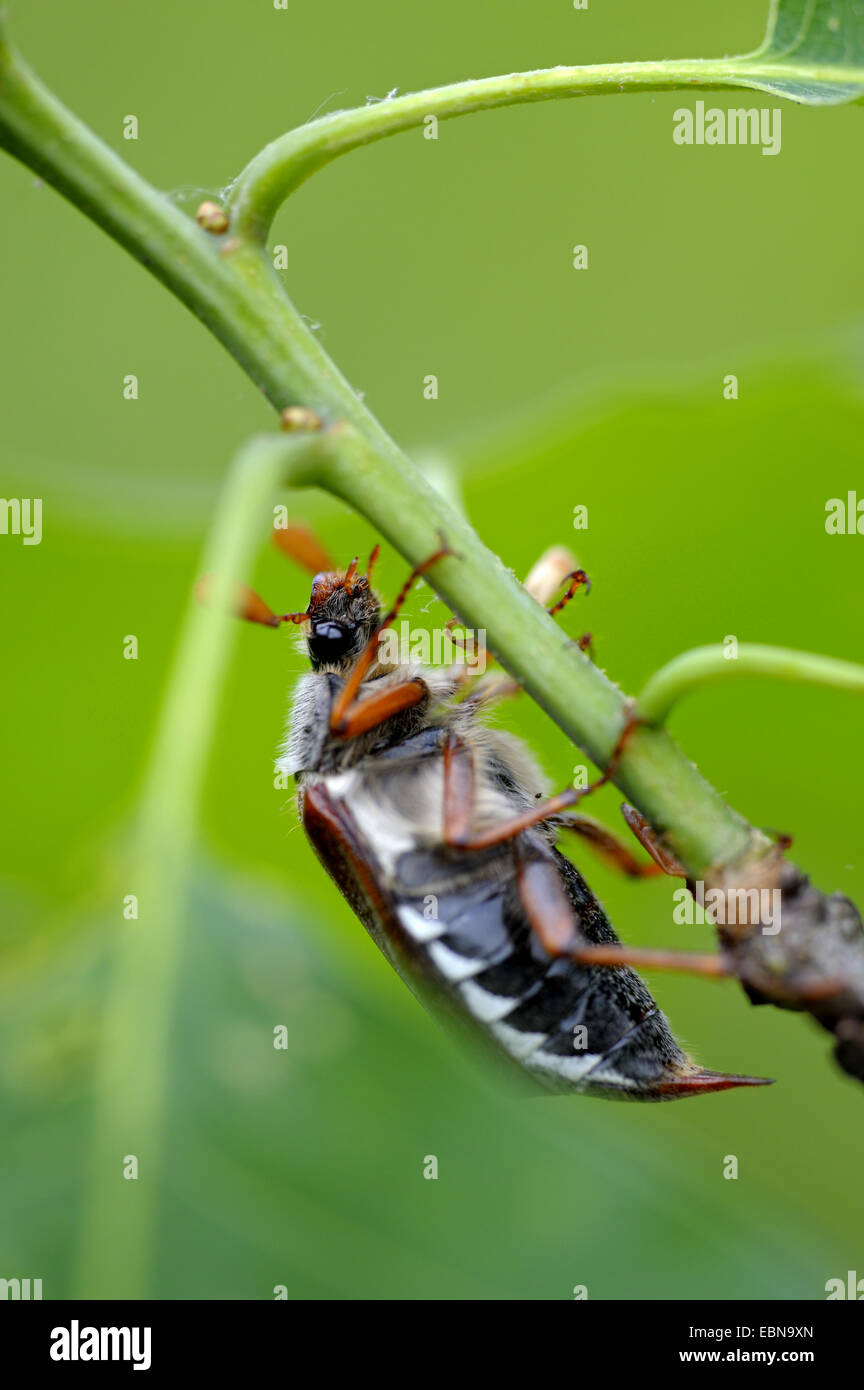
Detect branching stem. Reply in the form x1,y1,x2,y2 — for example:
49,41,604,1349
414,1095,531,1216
638,644,864,725
226,56,862,244
0,22,773,876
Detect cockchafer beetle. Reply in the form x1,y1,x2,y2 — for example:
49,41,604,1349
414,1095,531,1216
198,527,771,1101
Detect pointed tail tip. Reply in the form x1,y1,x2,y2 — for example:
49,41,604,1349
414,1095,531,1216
655,1068,775,1098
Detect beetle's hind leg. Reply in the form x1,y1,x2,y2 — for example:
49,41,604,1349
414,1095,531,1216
440,735,773,993
514,850,771,1095
439,732,729,980
514,849,730,978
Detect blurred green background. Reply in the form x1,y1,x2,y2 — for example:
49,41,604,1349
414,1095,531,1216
1,0,863,1300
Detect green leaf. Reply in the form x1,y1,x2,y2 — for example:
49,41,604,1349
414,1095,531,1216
736,0,864,104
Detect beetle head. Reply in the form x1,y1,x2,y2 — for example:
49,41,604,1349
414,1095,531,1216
305,558,381,670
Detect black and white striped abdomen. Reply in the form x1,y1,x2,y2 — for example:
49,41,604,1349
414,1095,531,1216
301,776,766,1100
391,839,688,1099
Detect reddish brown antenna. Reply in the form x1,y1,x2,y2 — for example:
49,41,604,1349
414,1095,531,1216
366,543,381,583
343,555,359,585
195,575,308,628
271,523,335,574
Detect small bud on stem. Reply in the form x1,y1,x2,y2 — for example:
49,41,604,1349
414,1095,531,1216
195,200,229,234
280,406,323,432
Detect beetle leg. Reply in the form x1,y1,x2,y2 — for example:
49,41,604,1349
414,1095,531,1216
330,678,428,741
547,568,591,618
515,853,730,977
459,672,523,709
444,618,488,690
522,546,589,613
445,712,640,851
448,547,593,692
443,549,593,706
523,546,594,627
441,722,605,851
376,540,453,634
442,733,475,843
553,812,669,879
448,782,602,850
559,945,730,977
330,541,451,732
619,804,688,878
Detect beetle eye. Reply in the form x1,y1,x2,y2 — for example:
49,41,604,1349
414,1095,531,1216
308,620,355,663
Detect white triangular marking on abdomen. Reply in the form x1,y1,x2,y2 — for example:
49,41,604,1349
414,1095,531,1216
459,978,521,1023
399,905,445,944
428,939,486,982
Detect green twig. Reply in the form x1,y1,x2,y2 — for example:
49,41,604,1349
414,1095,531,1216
0,27,768,877
225,55,861,244
225,60,743,242
638,643,864,726
0,27,383,428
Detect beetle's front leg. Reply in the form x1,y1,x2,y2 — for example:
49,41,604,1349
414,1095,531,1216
330,678,428,740
329,542,450,733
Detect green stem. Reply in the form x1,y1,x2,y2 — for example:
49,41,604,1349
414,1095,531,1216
638,643,864,726
0,27,765,877
75,432,326,1298
315,427,760,872
226,60,729,241
226,55,863,242
0,29,386,427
